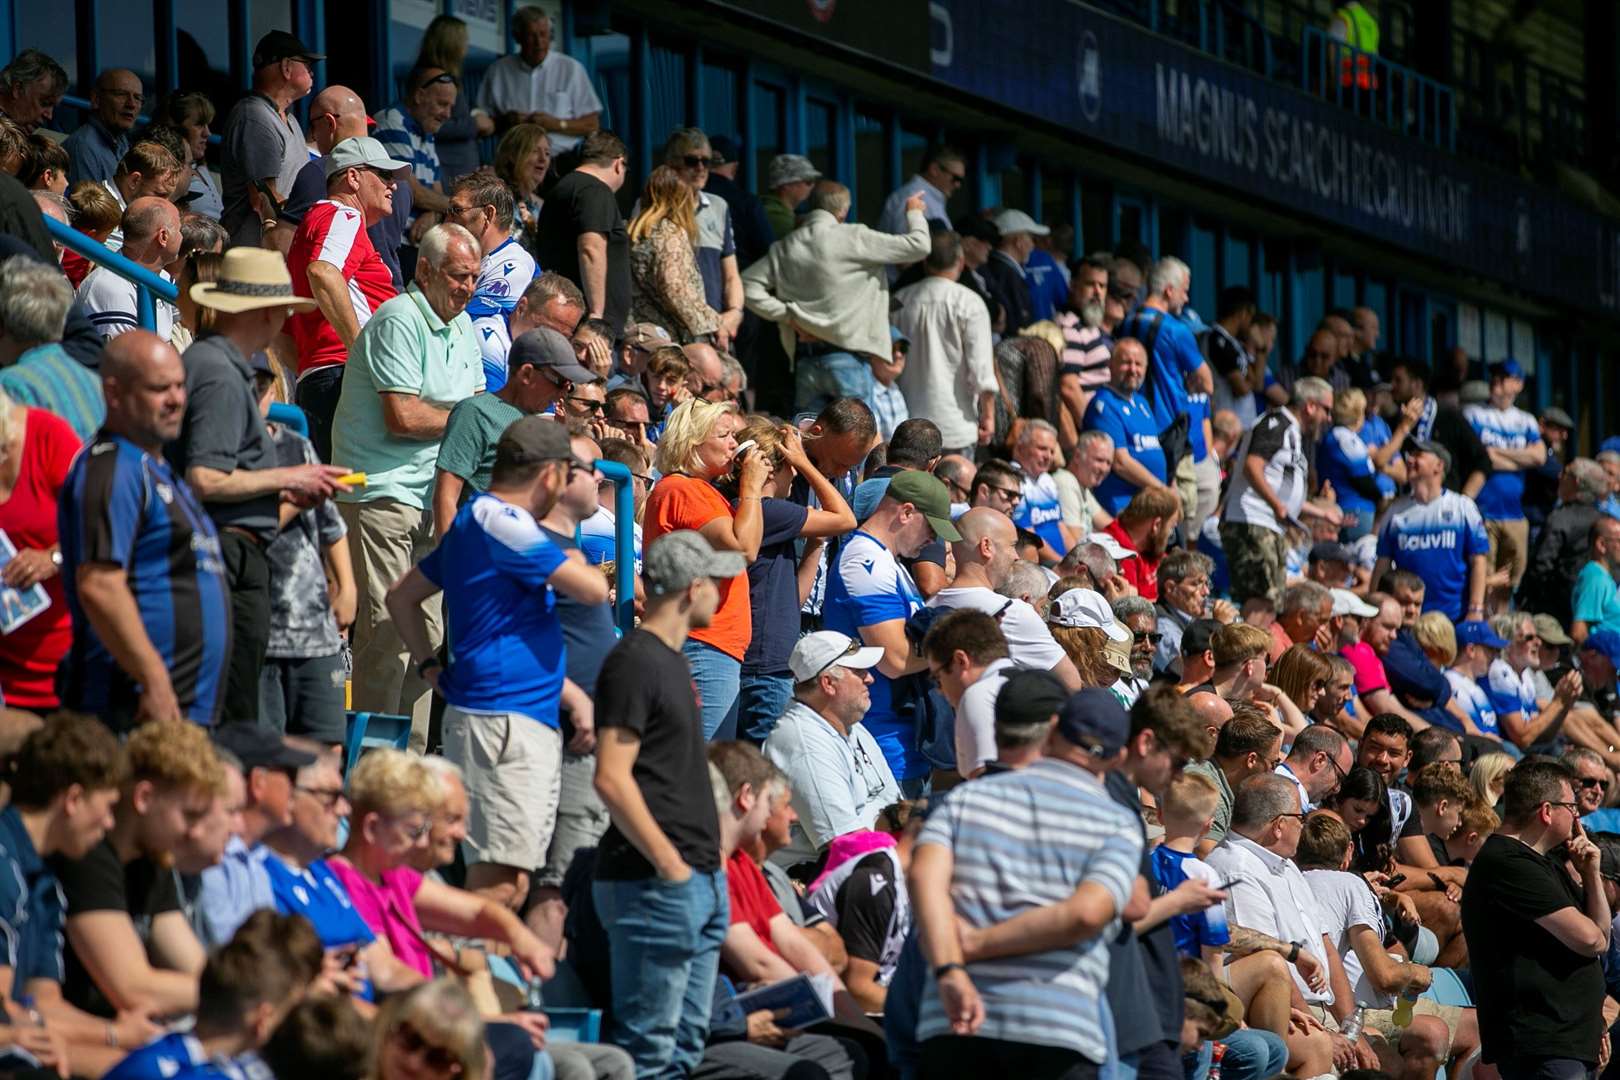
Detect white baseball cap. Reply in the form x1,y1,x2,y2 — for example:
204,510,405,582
1047,589,1130,642
1085,531,1138,563
788,631,885,683
991,208,1051,237
1331,588,1379,618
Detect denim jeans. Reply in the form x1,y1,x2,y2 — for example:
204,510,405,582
736,672,794,743
1184,1030,1289,1080
683,639,741,740
593,870,729,1080
794,350,874,415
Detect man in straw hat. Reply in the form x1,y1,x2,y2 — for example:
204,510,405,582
170,246,352,727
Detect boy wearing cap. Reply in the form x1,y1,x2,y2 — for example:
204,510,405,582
591,531,743,1077
1446,621,1510,742
1372,441,1490,623
387,417,609,912
1464,360,1545,610
761,630,899,866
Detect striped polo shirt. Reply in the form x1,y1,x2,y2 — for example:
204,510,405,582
915,759,1142,1062
1057,313,1112,393
59,432,231,726
373,106,442,215
0,343,105,442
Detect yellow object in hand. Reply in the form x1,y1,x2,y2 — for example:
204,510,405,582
337,472,367,487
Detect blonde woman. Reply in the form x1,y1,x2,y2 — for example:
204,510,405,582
1316,385,1382,541
627,164,720,343
644,398,768,736
493,123,551,246
1470,751,1515,808
412,15,494,184
371,979,488,1080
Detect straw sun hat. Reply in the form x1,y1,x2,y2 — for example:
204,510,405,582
190,247,318,314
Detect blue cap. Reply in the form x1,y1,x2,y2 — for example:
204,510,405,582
851,477,891,522
1489,358,1525,381
1601,437,1620,456
1582,628,1620,671
1455,620,1508,649
890,324,909,345
1055,688,1130,756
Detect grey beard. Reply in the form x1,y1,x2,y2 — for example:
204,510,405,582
1080,300,1104,329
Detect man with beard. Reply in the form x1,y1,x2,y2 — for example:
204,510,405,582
1103,487,1182,602
1056,253,1114,454
1083,338,1170,516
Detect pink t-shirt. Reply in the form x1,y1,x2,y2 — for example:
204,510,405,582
326,860,433,978
1340,641,1388,696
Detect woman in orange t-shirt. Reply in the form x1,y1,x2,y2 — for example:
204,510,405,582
644,398,767,738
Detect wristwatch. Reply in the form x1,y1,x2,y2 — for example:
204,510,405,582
1287,942,1300,963
49,550,62,567
415,656,443,679
933,962,966,980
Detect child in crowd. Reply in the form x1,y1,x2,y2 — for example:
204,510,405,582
62,180,123,287
1433,797,1499,867
1149,772,1231,977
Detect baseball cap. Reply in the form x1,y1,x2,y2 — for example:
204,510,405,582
708,135,738,167
643,530,747,596
851,477,891,523
1309,541,1354,566
1181,618,1221,658
247,350,273,377
1055,688,1130,756
1330,588,1379,618
765,153,820,189
953,214,1000,245
788,631,884,683
1602,436,1620,456
990,208,1051,237
1048,589,1130,642
213,725,318,772
890,324,910,347
509,327,596,384
623,322,672,351
885,471,961,542
253,30,324,70
1542,407,1575,431
1490,358,1526,381
1456,619,1509,649
495,416,579,471
1582,628,1620,671
1085,531,1138,563
994,669,1068,730
1409,439,1453,472
1532,613,1573,647
324,136,408,179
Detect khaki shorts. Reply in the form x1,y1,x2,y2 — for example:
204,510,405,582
1486,517,1530,589
442,704,563,872
1363,999,1464,1057
1305,1004,1342,1032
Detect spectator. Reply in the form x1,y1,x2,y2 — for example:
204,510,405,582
1082,337,1168,515
91,142,179,253
1388,356,1490,494
493,122,550,248
909,688,1142,1076
1486,610,1592,756
643,398,763,738
389,416,608,911
980,208,1046,335
702,135,771,270
653,130,742,338
1523,457,1606,627
60,332,229,727
1154,550,1226,674
1445,619,1510,741
1525,406,1575,536
1175,619,1223,696
870,325,911,441
444,172,537,393
333,223,483,735
1192,622,1274,706
1204,284,1260,428
1112,595,1160,703
1464,359,1544,611
627,163,720,345
1275,724,1353,812
1462,760,1609,1080
494,272,588,386
261,996,369,1080
1221,376,1340,606
0,49,66,132
64,69,142,185
221,31,320,248
0,386,71,711
592,531,738,1077
917,609,1014,780
1185,706,1285,851
19,131,69,194
0,256,103,439
535,130,631,338
878,145,963,234
1571,513,1620,644
478,5,602,149
172,247,348,728
744,180,929,412
281,84,372,224
760,153,818,240
285,136,405,462
1054,253,1117,450
373,980,491,1080
1267,580,1334,663
1371,441,1489,622
79,197,182,341
1316,386,1384,542
1103,486,1182,601
413,16,495,185
154,91,223,221
374,65,457,231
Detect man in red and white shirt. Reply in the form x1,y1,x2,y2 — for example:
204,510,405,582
287,135,404,461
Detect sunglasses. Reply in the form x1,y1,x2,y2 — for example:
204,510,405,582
682,154,713,168
814,639,865,678
1579,777,1611,793
1132,631,1164,645
566,395,606,414
985,484,1022,501
392,1022,461,1073
296,785,345,809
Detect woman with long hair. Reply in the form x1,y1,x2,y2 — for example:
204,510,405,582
1272,643,1332,718
493,123,550,248
412,15,494,184
1323,765,1398,873
628,164,720,343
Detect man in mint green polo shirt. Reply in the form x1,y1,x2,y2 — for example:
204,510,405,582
333,217,483,736
1572,514,1620,644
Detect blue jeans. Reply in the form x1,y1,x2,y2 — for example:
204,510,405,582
594,870,729,1080
683,639,741,741
794,350,874,415
1183,1030,1289,1080
737,672,794,743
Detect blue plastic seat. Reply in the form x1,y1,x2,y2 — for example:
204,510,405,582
267,401,309,437
343,711,412,778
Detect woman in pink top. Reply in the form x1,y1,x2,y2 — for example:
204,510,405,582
326,750,556,994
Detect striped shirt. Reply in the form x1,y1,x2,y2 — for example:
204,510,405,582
0,343,105,442
1056,314,1112,393
915,759,1141,1061
373,106,442,215
76,266,177,343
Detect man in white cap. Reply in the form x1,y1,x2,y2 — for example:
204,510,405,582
980,208,1049,336
173,247,352,727
761,630,900,867
762,153,820,241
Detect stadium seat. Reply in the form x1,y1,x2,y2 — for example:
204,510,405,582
343,711,412,778
267,401,309,437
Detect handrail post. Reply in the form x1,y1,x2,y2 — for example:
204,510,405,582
136,284,155,333
43,218,181,306
591,460,637,636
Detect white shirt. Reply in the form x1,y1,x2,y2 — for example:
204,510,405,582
476,51,603,153
763,699,902,867
100,177,128,251
78,266,177,342
1274,761,1316,813
928,585,1067,673
1303,868,1391,1008
878,174,948,235
1224,406,1307,535
1205,832,1335,1005
953,657,1016,777
469,236,538,374
892,276,997,449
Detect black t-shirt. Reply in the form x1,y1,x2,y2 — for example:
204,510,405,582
1460,834,1606,1063
535,170,631,336
835,851,900,967
51,839,182,1016
593,629,722,879
540,527,618,699
740,497,809,675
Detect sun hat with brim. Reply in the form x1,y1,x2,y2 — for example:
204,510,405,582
1532,614,1573,647
190,247,318,314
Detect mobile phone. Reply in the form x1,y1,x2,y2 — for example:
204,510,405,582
1215,878,1240,890
252,177,282,222
1384,873,1406,888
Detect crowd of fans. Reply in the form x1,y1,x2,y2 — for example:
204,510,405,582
0,9,1615,1080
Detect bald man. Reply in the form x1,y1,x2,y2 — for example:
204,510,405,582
927,506,1083,689
60,331,232,729
64,68,142,184
1190,690,1234,749
683,341,726,401
77,197,182,342
276,84,394,240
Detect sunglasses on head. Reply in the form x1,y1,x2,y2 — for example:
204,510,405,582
418,72,457,88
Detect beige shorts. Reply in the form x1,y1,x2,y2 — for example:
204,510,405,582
1363,999,1464,1057
442,705,563,872
1485,518,1530,589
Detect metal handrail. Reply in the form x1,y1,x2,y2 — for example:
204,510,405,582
44,215,175,331
56,93,223,146
1299,26,1456,152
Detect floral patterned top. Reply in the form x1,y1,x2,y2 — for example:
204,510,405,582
630,218,720,342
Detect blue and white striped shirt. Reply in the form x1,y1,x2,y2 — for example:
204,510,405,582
915,760,1141,1062
372,106,441,217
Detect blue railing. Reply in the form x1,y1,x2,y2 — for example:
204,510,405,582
41,213,639,636
1299,26,1456,151
56,93,224,146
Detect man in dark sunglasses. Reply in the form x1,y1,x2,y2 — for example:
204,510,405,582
878,144,966,235
663,128,745,349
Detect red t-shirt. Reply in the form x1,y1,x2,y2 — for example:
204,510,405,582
0,409,81,707
286,200,397,377
1104,518,1160,601
725,848,783,962
643,474,751,660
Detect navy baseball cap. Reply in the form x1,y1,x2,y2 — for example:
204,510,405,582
1308,541,1354,566
1055,688,1130,757
1455,620,1508,649
1489,359,1526,381
1583,628,1620,671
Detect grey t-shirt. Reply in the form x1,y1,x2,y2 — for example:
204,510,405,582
221,93,308,247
